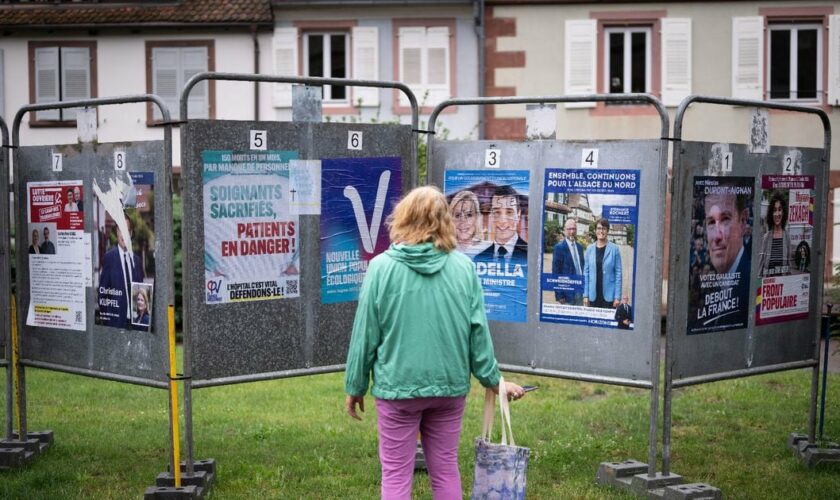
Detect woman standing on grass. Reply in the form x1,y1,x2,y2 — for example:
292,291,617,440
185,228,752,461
344,186,524,500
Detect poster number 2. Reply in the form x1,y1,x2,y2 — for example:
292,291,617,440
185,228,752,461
581,149,598,168
52,153,63,172
485,149,500,168
782,154,800,175
114,151,126,171
250,130,267,151
348,131,363,150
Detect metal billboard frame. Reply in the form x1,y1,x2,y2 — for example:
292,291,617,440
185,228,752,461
663,95,831,475
428,93,669,476
1,116,11,441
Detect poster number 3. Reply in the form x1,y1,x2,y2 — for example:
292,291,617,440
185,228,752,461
348,131,363,150
485,149,500,168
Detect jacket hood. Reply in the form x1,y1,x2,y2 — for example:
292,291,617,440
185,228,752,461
385,242,449,275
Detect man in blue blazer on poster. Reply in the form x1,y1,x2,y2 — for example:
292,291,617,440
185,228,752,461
551,217,585,304
98,215,144,329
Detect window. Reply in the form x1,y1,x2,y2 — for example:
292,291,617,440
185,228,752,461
397,24,452,108
28,41,96,124
768,24,822,101
146,41,214,123
604,27,651,94
304,32,349,102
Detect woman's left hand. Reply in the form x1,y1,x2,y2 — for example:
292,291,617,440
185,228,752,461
346,395,365,420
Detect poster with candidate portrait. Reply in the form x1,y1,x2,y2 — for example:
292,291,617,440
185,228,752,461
539,169,639,329
754,175,814,325
444,170,530,323
203,150,300,304
26,180,87,331
688,176,754,334
320,157,402,304
94,171,156,331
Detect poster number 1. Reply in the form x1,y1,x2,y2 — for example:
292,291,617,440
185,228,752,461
250,130,267,151
52,153,63,172
114,151,126,171
581,149,598,168
722,152,733,173
348,131,363,150
485,149,500,168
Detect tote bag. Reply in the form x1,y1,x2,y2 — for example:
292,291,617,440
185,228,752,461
471,377,530,499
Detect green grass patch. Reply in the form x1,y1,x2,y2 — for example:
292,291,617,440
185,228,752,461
1,366,838,499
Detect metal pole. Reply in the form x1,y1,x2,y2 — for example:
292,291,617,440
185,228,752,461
819,305,832,440
1,116,12,441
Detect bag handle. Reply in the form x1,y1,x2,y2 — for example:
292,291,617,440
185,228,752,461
481,376,516,447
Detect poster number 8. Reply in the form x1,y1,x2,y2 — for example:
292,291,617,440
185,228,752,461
250,130,267,150
348,131,363,150
114,151,126,171
485,148,500,168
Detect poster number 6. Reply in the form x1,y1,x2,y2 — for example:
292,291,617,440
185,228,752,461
114,151,126,171
485,149,500,168
348,131,363,150
250,130,267,150
52,153,63,172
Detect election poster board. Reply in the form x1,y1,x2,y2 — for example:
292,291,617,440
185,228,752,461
688,176,754,334
539,169,640,329
320,157,402,304
202,150,300,304
25,180,87,331
93,171,156,331
444,170,530,323
754,175,814,325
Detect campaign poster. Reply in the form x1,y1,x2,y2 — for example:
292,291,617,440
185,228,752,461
93,172,156,331
539,169,639,329
26,180,86,331
444,170,530,323
320,157,402,304
688,176,754,334
754,175,814,325
203,150,300,304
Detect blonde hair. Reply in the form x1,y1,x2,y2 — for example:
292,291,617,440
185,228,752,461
449,190,483,242
388,186,457,251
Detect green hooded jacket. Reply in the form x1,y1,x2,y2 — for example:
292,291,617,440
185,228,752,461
344,243,501,399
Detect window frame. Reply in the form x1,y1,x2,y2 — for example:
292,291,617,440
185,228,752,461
392,18,456,115
603,26,652,95
302,31,351,104
766,22,823,103
145,40,215,126
28,40,98,127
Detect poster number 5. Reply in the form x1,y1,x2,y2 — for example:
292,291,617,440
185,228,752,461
250,130,267,151
348,131,363,150
485,149,500,168
52,153,63,172
581,149,598,168
114,151,126,171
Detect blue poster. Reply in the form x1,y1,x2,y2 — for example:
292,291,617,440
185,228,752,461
444,170,530,323
540,169,640,329
320,157,402,304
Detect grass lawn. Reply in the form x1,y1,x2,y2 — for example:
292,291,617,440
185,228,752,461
1,365,838,499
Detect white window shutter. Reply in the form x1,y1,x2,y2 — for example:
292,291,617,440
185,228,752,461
352,26,380,107
182,47,209,119
828,15,840,105
273,27,298,108
60,47,91,120
424,26,450,106
564,20,597,108
661,18,692,107
399,27,426,106
34,47,60,121
732,16,764,100
153,47,180,120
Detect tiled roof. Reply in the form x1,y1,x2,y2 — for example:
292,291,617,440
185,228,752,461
0,0,273,27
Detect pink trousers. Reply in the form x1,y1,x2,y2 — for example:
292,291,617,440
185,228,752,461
375,396,467,500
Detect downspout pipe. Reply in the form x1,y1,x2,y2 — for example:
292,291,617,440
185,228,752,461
252,24,260,121
475,0,486,139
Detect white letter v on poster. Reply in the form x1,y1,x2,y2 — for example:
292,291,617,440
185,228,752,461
343,170,391,254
